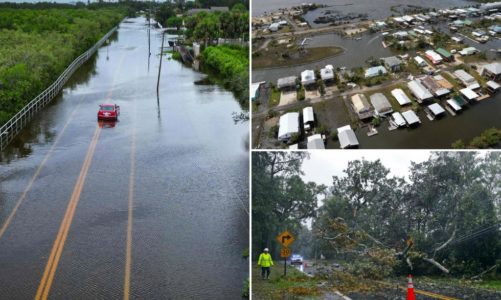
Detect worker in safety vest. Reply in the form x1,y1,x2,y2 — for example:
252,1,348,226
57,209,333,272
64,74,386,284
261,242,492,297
258,248,274,279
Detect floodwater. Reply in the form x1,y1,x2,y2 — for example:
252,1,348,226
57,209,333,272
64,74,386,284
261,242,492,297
0,17,248,299
252,1,501,149
253,0,473,17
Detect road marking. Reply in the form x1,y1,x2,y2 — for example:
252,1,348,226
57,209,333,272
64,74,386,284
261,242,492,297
123,121,136,300
376,280,459,300
35,125,101,300
413,288,459,300
0,100,83,241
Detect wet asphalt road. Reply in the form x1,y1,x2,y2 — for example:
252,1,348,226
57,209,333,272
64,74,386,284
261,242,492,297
0,17,248,299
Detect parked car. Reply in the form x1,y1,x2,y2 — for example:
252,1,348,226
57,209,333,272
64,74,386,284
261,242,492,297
97,104,120,121
290,254,303,265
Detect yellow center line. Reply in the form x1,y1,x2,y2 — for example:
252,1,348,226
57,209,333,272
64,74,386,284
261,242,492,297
35,44,129,300
123,124,136,300
35,125,101,300
376,280,459,300
0,99,83,241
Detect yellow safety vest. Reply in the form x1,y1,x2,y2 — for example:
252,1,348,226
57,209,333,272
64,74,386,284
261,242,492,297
258,253,274,267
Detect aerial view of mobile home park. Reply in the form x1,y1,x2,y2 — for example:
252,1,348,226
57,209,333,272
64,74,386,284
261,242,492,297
251,0,501,149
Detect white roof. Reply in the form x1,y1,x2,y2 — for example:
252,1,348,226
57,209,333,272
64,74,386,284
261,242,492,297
414,56,426,66
487,80,500,90
251,82,265,99
484,62,501,75
288,144,298,149
392,112,406,126
408,80,433,101
277,76,297,89
337,125,359,149
303,106,314,123
467,83,480,90
301,70,316,85
391,89,412,106
320,67,334,80
278,112,299,140
425,50,442,62
428,103,446,115
401,110,421,125
403,15,414,22
446,99,462,111
460,88,479,100
307,134,325,149
454,69,475,83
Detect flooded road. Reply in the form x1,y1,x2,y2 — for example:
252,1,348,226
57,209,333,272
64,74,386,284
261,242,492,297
0,17,248,299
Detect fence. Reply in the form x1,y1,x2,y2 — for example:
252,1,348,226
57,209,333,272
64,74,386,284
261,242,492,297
0,26,118,151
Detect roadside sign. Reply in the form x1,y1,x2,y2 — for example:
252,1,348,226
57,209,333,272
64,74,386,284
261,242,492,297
280,247,291,258
276,230,295,247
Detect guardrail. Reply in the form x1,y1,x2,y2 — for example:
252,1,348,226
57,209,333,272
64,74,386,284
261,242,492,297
0,26,118,151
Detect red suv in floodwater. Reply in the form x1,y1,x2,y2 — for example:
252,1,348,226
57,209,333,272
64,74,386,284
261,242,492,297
97,104,120,121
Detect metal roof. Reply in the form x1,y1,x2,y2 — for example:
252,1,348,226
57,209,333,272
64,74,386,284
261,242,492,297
391,89,412,106
337,125,359,149
446,99,462,111
392,112,406,127
370,93,393,115
307,134,325,149
460,88,479,100
408,80,433,101
301,70,316,85
303,106,314,123
277,76,297,89
428,103,446,115
401,110,421,125
278,113,299,140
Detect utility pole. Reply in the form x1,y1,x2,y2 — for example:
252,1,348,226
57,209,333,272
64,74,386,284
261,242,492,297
156,31,165,95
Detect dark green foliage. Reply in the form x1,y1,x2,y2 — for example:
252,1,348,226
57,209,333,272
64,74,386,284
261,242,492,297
314,152,501,277
0,6,125,125
201,45,248,107
183,10,249,43
252,152,326,259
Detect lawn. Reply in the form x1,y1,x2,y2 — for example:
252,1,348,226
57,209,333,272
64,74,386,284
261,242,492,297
253,46,344,69
252,264,320,300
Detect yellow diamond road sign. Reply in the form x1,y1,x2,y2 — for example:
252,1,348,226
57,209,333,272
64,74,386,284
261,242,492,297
280,247,292,258
277,230,295,247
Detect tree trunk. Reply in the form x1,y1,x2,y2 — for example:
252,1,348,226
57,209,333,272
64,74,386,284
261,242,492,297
423,257,450,274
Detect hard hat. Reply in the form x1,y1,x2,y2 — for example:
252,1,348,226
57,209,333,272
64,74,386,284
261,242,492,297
264,248,269,252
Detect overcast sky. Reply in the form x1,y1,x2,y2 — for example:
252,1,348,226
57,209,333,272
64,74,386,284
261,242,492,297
301,150,434,186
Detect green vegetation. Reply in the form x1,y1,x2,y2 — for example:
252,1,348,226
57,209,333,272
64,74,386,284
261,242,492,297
269,87,281,107
252,265,320,299
253,46,344,69
183,9,249,45
253,152,501,283
475,279,501,291
452,128,501,149
242,277,249,298
0,5,125,125
242,247,249,259
297,86,305,101
200,44,249,107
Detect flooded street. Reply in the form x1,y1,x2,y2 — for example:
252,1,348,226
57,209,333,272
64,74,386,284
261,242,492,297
0,17,248,299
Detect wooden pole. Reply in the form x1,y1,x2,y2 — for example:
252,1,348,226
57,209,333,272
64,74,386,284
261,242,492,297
156,31,165,95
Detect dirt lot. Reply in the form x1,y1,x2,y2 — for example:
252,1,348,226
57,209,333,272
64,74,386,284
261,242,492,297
279,90,297,106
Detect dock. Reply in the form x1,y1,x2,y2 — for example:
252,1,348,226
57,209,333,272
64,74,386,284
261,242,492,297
367,125,378,136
